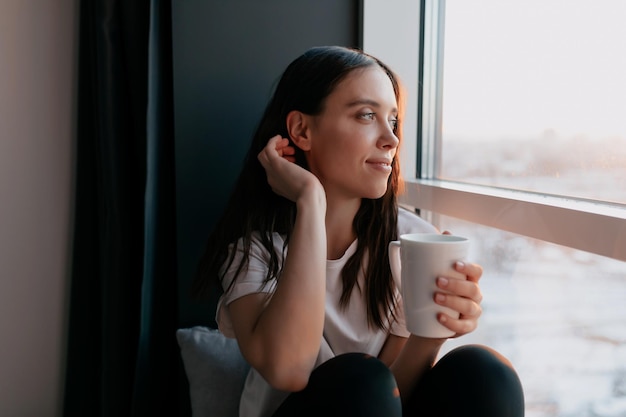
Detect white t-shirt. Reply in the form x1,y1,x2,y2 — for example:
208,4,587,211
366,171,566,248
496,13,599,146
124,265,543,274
216,207,437,417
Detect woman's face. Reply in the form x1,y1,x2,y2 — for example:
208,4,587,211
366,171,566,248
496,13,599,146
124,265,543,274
305,65,400,201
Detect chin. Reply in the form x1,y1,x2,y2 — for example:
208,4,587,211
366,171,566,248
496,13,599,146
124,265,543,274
363,186,388,200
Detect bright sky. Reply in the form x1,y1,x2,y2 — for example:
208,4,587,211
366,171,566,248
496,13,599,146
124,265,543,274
442,0,626,141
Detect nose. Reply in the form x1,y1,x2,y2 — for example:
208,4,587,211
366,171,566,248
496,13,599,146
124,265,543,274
378,123,399,150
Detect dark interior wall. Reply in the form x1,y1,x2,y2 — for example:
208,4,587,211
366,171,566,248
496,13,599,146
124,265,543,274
172,0,361,328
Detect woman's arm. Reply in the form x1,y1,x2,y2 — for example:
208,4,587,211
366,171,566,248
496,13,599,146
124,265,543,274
379,334,444,405
227,136,327,392
379,261,484,404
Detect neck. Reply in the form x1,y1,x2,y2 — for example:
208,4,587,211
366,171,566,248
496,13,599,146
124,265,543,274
325,195,361,260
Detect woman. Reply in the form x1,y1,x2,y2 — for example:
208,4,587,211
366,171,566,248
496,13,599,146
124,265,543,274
194,46,524,417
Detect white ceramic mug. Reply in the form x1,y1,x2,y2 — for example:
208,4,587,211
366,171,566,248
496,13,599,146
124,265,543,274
389,233,470,338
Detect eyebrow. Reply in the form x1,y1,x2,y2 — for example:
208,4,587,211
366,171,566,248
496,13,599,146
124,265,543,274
346,98,398,113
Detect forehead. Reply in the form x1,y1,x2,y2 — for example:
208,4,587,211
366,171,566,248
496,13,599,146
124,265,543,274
326,66,398,110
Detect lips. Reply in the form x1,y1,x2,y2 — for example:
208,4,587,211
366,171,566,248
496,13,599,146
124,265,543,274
366,158,392,171
366,158,391,166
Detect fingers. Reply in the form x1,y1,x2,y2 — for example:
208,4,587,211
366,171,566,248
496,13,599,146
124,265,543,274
434,287,482,318
434,264,484,337
256,135,321,203
257,135,280,168
455,261,483,283
273,136,295,159
435,291,482,336
436,275,483,305
280,144,296,163
258,135,297,165
437,311,479,335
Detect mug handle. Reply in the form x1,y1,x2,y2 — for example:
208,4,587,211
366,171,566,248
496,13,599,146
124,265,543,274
388,240,401,282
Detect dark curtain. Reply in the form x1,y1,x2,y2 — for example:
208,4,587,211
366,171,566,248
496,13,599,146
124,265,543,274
64,1,178,416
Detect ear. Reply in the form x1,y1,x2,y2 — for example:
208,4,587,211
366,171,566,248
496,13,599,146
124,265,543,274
286,110,312,151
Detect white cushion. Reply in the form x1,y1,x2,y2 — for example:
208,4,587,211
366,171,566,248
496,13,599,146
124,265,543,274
177,326,250,417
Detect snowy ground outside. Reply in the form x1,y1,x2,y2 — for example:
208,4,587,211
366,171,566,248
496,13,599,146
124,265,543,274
435,220,626,417
432,135,626,416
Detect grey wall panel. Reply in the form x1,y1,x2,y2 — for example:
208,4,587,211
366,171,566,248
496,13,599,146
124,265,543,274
173,0,360,326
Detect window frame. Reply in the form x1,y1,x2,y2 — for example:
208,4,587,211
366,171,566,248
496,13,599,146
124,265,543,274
363,0,626,262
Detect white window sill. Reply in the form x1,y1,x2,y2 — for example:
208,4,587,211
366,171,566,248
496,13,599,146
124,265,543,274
400,178,626,262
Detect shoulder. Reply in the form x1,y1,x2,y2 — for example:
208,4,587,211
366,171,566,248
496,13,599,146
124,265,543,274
220,232,287,278
397,206,439,235
248,232,287,259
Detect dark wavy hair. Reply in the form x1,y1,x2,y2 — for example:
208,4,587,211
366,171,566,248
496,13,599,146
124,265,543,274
193,46,404,330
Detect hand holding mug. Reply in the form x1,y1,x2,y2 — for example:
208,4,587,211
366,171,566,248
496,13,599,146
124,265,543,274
434,259,483,337
389,233,482,338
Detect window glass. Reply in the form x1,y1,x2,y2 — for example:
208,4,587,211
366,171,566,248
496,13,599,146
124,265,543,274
430,213,626,417
440,1,626,204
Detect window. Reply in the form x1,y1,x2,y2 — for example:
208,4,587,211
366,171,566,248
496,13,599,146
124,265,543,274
364,1,626,415
440,1,626,205
435,214,626,417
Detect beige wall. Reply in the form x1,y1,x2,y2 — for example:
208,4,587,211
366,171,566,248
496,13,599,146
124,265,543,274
0,1,77,416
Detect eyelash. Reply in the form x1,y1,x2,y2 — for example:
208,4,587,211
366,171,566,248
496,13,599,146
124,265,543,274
359,112,399,132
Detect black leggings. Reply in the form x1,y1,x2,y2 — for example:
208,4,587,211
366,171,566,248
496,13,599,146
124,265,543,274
272,345,524,417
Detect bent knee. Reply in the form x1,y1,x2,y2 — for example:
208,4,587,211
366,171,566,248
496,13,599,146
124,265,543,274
307,353,402,417
320,353,396,387
448,344,516,370
440,345,524,398
431,345,525,416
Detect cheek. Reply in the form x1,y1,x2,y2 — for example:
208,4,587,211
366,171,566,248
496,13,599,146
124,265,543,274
307,147,342,177
317,139,360,169
308,123,369,168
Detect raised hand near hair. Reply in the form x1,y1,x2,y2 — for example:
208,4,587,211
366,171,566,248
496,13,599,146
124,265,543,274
230,134,327,391
257,135,326,207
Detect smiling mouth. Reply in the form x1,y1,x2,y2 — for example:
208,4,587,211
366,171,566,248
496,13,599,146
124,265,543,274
366,161,392,171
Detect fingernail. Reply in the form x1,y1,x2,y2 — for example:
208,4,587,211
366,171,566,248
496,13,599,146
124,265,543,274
437,277,449,287
455,261,465,270
435,293,446,303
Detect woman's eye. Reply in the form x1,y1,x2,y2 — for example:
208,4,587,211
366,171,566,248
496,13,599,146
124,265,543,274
358,112,398,131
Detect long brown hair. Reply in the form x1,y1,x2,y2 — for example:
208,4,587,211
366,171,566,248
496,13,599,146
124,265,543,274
193,46,404,329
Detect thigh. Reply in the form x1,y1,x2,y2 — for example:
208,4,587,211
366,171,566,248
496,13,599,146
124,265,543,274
404,345,525,417
272,353,402,417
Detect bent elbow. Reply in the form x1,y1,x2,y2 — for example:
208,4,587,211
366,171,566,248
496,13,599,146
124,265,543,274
241,341,317,392
266,370,310,392
262,359,312,392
